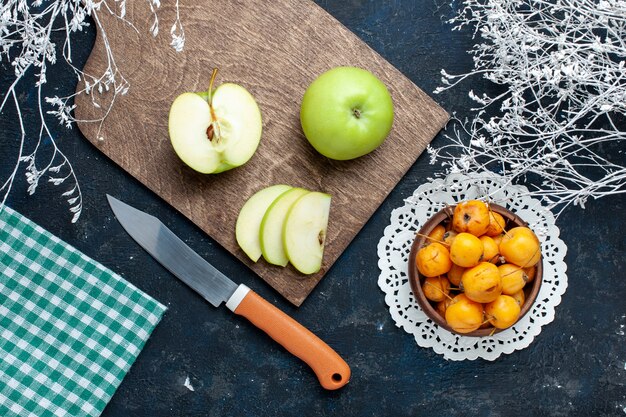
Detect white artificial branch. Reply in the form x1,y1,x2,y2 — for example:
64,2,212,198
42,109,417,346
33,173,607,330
0,0,185,222
430,0,626,217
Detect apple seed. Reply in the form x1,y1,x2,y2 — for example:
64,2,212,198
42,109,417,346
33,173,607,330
318,230,325,246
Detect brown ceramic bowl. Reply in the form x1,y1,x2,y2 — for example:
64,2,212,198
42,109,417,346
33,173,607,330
408,203,542,337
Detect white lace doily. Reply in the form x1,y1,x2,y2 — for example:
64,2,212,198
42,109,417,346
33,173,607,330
377,172,568,361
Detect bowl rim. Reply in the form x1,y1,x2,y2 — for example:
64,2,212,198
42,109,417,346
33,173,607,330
408,203,543,337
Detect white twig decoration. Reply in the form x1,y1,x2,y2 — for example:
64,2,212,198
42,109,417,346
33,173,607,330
0,0,184,222
432,0,626,217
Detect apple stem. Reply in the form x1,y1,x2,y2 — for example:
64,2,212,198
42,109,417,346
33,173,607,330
352,108,362,119
207,68,218,105
207,68,222,144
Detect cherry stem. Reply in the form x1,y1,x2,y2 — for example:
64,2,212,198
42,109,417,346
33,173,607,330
415,232,450,247
500,266,527,279
424,281,453,301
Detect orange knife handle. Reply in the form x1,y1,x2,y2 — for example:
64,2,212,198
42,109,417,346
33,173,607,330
227,285,350,390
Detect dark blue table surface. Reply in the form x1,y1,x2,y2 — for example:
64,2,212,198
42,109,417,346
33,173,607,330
1,1,625,416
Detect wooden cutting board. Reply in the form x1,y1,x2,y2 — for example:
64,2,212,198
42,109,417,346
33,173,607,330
75,0,449,306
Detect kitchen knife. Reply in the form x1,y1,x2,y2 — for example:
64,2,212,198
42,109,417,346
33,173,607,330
107,195,350,390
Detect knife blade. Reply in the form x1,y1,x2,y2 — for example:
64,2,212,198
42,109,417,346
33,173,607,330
107,195,350,390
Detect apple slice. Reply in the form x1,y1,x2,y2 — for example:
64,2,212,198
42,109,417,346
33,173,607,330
236,185,293,262
283,192,331,275
168,69,262,174
260,188,310,266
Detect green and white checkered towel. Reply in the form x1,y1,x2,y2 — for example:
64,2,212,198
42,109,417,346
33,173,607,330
0,205,166,417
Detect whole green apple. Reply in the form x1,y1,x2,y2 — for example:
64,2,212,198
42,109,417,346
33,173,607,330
300,66,394,160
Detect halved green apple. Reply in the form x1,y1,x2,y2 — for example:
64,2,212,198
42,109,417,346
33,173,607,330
236,184,292,262
168,69,262,174
260,188,310,266
283,192,331,274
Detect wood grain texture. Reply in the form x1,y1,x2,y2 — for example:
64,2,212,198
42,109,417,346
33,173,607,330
75,0,449,306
